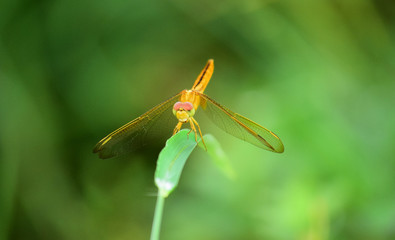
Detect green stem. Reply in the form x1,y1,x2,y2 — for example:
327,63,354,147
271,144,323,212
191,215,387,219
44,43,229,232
150,192,165,240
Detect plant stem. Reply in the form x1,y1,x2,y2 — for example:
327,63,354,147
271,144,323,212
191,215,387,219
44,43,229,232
150,192,165,240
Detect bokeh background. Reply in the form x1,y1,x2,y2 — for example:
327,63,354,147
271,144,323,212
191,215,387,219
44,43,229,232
1,0,395,239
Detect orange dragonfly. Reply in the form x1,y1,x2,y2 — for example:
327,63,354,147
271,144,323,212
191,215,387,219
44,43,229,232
93,59,284,159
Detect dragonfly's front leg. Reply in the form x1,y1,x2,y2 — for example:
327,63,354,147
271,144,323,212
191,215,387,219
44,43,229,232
191,117,207,150
173,121,184,135
188,119,198,143
188,118,207,150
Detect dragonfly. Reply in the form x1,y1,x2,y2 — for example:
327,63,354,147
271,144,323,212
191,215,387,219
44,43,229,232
93,59,284,159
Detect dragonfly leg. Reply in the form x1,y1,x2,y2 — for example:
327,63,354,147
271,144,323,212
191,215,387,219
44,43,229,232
187,123,194,138
191,117,207,151
188,119,198,142
173,122,183,135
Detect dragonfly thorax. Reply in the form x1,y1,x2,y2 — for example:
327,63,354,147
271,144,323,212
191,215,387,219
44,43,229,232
173,101,195,123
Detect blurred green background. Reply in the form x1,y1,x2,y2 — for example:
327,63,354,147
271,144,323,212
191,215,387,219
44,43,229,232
1,0,395,239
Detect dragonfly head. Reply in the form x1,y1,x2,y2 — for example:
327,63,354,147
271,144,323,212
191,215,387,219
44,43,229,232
173,101,195,123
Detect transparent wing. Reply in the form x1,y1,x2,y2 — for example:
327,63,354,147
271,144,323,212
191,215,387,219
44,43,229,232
93,93,182,159
198,93,284,153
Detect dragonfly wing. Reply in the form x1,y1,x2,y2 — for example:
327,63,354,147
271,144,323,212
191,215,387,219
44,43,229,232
198,93,284,153
93,93,181,159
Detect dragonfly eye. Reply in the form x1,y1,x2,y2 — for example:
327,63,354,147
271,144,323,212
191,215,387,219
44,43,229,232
173,101,194,111
187,108,195,116
172,107,195,118
173,102,183,111
182,102,194,111
173,101,195,121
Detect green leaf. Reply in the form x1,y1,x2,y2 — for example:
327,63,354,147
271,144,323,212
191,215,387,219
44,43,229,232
198,134,235,179
154,129,200,197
